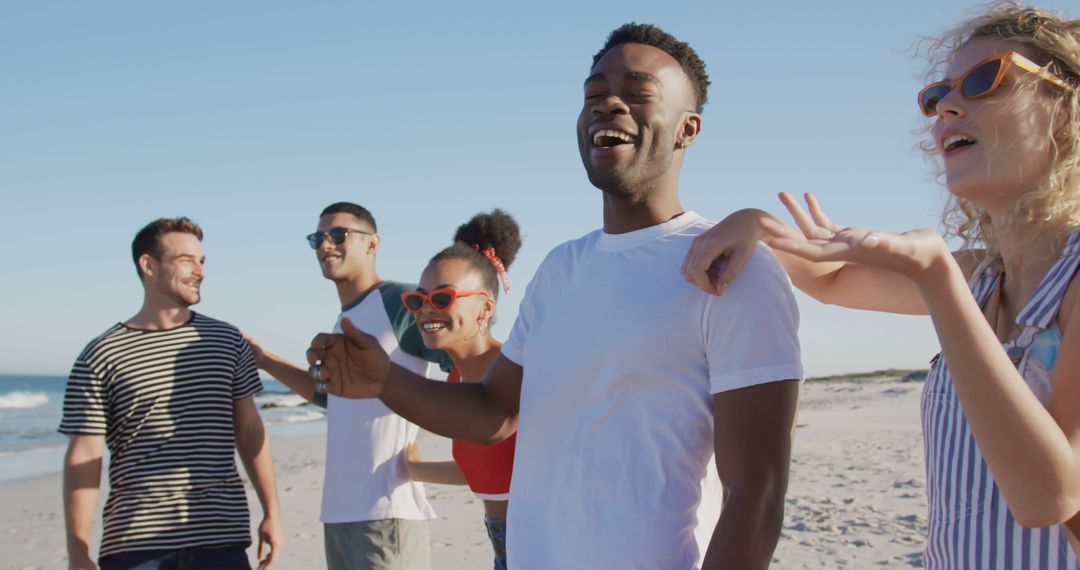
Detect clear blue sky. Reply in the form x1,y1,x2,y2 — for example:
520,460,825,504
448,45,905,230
3,1,1073,376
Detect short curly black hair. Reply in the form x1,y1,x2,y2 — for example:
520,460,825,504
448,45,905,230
430,209,522,302
592,22,710,113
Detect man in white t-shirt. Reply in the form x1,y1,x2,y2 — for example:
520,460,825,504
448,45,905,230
247,202,451,570
308,24,802,570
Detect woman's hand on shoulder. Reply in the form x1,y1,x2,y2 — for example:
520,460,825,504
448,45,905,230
682,208,772,295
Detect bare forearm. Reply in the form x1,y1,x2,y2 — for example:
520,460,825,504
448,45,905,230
237,421,281,520
919,256,1080,524
63,445,102,563
380,365,515,444
261,354,318,402
717,208,853,308
407,460,468,485
708,381,797,569
701,483,786,570
785,255,929,315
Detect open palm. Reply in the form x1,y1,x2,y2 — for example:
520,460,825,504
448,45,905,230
762,192,950,280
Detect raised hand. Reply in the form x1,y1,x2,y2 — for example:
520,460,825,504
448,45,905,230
306,317,391,399
681,208,771,295
762,192,950,281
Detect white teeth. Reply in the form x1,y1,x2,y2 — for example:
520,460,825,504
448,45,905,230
422,322,447,333
592,129,636,147
943,134,975,151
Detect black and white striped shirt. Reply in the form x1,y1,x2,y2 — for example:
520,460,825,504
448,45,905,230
60,312,262,558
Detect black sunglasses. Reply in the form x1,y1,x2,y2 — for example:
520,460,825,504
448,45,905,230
305,227,373,249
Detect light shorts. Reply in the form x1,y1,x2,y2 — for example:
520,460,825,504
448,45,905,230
324,519,430,570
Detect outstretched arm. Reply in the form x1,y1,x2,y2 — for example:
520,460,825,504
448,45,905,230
404,443,468,486
701,380,799,570
309,318,522,444
683,193,931,314
234,396,283,569
245,335,322,404
63,434,103,570
767,209,1080,528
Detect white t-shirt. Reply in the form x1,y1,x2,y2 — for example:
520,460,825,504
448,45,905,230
501,211,803,569
321,282,449,523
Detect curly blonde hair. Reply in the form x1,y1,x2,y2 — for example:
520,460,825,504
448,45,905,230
919,3,1080,256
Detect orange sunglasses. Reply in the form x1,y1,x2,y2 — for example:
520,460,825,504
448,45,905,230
401,288,492,313
918,51,1068,117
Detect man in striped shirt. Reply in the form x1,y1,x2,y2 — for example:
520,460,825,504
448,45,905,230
60,217,283,570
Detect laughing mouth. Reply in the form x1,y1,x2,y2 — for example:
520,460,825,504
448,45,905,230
591,128,637,148
943,134,976,152
421,321,448,333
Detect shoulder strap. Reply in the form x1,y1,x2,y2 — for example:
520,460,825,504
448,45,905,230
969,256,1002,309
1016,229,1080,330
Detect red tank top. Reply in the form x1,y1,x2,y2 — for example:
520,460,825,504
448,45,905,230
448,368,516,499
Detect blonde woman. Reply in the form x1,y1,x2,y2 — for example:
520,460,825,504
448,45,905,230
682,4,1080,568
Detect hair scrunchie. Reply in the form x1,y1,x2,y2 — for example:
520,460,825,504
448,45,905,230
458,241,511,293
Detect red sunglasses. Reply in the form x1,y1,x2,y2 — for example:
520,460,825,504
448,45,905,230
918,51,1068,117
401,288,492,313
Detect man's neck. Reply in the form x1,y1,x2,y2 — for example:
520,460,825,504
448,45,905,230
335,272,383,308
601,185,685,234
126,298,192,330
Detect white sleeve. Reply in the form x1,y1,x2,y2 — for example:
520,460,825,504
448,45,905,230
501,267,542,366
501,247,561,366
704,244,803,394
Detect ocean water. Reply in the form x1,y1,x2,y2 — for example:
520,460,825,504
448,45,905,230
0,374,326,484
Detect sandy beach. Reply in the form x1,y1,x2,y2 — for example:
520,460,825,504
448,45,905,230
1,375,927,570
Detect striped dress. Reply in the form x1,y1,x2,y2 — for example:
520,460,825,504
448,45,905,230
59,312,262,558
923,232,1080,569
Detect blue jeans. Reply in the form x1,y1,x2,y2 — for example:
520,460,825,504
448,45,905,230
99,544,250,570
484,516,507,570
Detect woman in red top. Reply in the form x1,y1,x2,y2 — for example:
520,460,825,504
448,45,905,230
401,209,521,570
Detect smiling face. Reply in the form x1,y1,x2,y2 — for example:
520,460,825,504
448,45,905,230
931,37,1060,213
413,258,494,352
142,232,205,307
314,212,376,283
577,42,699,198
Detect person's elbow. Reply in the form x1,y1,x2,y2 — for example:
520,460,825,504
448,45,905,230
723,466,789,536
1010,488,1080,528
233,409,267,456
64,435,104,468
470,415,518,445
238,419,267,449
